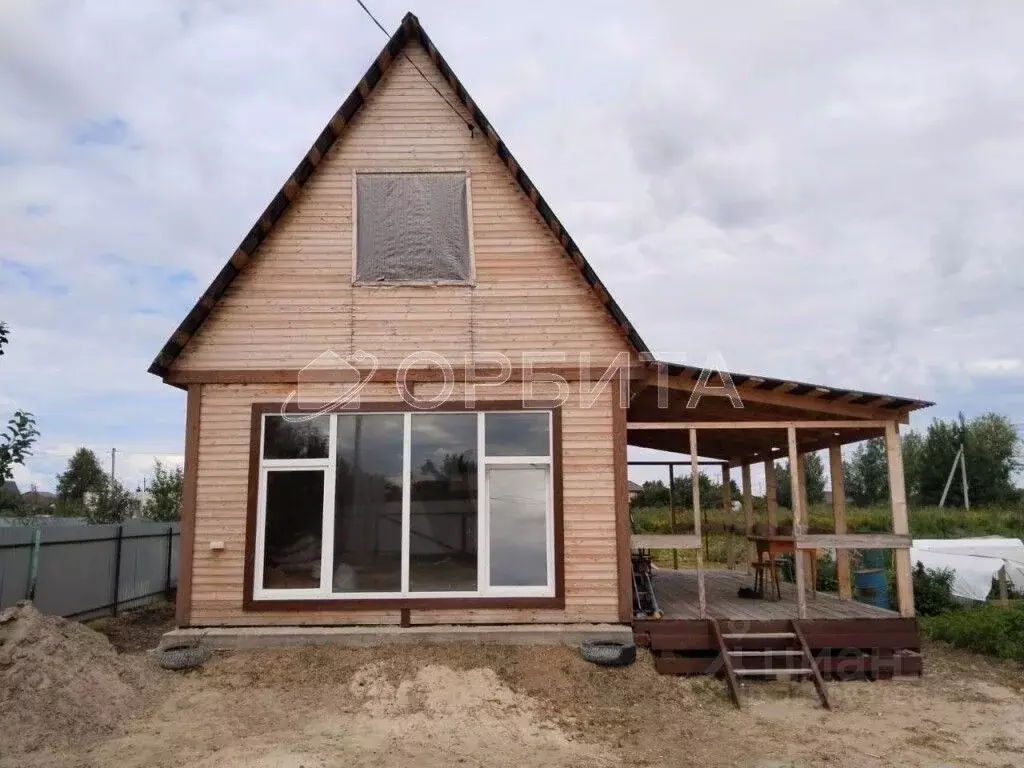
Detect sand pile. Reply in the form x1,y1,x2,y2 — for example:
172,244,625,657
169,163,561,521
0,602,159,753
329,662,617,767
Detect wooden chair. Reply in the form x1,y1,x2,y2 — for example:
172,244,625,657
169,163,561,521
753,542,783,600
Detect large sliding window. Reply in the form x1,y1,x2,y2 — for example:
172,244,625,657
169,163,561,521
252,409,555,602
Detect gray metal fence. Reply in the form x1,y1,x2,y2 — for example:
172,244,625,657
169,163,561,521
0,521,180,619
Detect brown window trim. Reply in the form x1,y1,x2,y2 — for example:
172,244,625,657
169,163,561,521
242,400,564,613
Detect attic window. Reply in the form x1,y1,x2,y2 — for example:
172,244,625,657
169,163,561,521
355,172,473,284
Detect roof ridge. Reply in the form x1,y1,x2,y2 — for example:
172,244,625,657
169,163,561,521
149,13,648,377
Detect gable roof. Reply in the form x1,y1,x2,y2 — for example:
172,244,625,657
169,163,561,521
147,13,933,419
149,11,648,377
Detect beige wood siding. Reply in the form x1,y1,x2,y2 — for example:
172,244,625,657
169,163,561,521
189,382,619,626
173,42,630,372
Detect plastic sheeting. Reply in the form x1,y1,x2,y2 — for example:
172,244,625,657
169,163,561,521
356,172,471,283
910,537,1024,602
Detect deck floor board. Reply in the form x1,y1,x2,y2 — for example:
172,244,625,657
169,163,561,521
652,568,897,621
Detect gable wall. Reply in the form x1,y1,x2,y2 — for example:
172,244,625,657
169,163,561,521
173,43,631,372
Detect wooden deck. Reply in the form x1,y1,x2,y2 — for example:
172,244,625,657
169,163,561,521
652,568,898,621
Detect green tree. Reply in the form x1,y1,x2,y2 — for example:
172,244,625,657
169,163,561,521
916,415,968,507
804,452,826,504
87,476,138,524
636,480,669,507
844,438,889,506
775,453,825,508
55,448,107,510
915,413,1020,506
0,322,40,481
965,413,1021,504
901,430,925,504
0,481,24,515
143,460,183,522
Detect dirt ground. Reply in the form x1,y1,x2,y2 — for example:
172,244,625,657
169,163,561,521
4,604,1024,768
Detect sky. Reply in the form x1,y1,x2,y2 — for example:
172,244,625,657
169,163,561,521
1,0,1022,493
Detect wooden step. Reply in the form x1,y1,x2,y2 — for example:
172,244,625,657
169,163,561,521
734,667,814,677
728,650,804,657
722,632,796,640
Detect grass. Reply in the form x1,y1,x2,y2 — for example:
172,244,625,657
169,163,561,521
632,502,1024,540
922,602,1024,663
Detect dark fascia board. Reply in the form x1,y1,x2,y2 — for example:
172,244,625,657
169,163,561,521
148,12,649,377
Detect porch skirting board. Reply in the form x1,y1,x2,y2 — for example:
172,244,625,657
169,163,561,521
161,622,632,650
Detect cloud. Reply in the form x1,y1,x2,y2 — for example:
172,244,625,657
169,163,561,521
0,0,1022,490
72,116,128,147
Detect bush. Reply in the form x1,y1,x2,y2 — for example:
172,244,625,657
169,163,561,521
912,562,959,616
922,603,1024,663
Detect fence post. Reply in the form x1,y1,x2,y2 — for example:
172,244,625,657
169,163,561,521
164,526,174,598
111,524,124,616
25,528,42,601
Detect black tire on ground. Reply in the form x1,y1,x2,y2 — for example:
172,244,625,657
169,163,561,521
155,644,212,671
579,639,637,667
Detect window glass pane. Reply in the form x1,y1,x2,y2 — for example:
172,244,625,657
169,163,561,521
333,414,404,593
488,467,549,588
356,172,471,283
409,413,478,592
263,415,330,459
485,412,550,457
262,470,325,589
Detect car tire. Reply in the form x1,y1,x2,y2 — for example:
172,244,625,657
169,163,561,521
155,644,212,671
580,639,637,667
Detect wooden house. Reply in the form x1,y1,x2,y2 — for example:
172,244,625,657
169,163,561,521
151,14,931,683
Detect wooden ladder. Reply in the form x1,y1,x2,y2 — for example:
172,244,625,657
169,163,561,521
710,619,831,710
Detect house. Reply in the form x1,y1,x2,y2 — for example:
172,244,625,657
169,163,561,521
152,13,930,678
628,481,643,502
21,489,56,513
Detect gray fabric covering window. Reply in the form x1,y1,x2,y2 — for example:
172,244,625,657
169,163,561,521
356,172,472,283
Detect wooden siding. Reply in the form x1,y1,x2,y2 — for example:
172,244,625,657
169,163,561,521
173,42,630,372
189,382,619,626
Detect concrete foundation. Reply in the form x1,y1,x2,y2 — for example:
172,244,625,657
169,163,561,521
161,623,633,650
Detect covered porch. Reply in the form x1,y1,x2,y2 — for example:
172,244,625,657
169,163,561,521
620,362,933,624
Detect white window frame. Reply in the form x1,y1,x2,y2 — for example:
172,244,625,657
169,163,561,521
251,409,555,602
253,414,336,601
350,169,477,287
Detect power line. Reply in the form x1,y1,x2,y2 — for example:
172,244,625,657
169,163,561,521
353,0,475,135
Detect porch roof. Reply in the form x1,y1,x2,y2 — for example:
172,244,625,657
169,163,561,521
627,359,933,464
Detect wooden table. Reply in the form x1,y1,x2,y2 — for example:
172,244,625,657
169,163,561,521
747,535,818,601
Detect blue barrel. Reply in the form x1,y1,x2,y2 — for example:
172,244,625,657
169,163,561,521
861,549,886,569
854,568,891,609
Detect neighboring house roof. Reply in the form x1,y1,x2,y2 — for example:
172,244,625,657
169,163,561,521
149,12,648,377
22,490,56,504
1,481,19,496
147,13,932,418
628,481,643,492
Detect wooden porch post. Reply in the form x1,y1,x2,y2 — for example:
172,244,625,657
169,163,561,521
669,463,677,570
691,429,706,619
829,441,852,600
721,465,733,569
885,422,915,617
765,458,778,534
787,426,808,619
741,463,754,574
797,454,815,595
